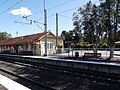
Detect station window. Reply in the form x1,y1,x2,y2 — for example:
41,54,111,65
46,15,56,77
50,43,53,49
47,43,49,49
34,45,36,50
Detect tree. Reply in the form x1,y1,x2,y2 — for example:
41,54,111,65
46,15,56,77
100,0,120,59
61,30,72,48
72,0,120,59
0,32,12,40
73,1,97,43
73,1,101,53
61,30,83,48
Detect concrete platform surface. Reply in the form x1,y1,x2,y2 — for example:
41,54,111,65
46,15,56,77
0,84,8,90
0,74,31,90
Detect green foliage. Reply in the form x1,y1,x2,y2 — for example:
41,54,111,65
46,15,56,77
102,43,109,48
61,30,83,48
0,32,12,40
58,44,63,48
74,43,81,48
72,0,119,58
73,1,98,44
87,44,94,48
73,42,92,48
80,42,88,48
116,31,120,41
73,42,109,48
115,43,120,48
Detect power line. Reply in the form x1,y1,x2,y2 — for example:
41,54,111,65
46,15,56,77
58,0,100,14
0,23,14,31
0,17,22,31
34,0,99,16
36,0,100,21
37,6,79,21
59,14,72,19
0,0,100,33
47,0,75,10
37,14,55,21
0,0,23,15
0,0,9,7
0,0,23,30
59,7,79,14
33,0,75,16
3,23,26,32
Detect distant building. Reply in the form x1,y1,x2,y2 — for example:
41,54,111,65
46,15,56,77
0,32,64,55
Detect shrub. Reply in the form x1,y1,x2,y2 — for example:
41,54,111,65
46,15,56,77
72,42,109,49
58,44,63,48
115,43,120,48
75,43,81,48
101,43,109,48
87,44,93,48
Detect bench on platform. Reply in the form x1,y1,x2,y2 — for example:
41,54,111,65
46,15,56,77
82,53,101,59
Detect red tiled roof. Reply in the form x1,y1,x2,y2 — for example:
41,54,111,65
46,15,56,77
48,36,64,40
0,32,64,46
0,32,45,46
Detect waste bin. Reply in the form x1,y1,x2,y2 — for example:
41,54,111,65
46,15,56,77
75,52,79,57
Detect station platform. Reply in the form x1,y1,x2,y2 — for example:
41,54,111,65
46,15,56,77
0,74,31,90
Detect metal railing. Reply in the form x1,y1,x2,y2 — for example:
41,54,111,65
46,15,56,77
52,48,120,59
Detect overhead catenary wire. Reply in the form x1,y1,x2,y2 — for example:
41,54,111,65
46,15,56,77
15,17,44,31
0,0,100,34
37,7,79,21
37,0,100,21
14,21,30,25
0,0,9,7
47,0,75,10
1,23,25,33
33,0,99,16
58,0,100,14
0,17,23,31
34,21,44,31
59,14,72,19
0,0,23,15
33,0,75,15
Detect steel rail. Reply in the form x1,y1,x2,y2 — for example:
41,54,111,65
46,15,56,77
0,66,56,90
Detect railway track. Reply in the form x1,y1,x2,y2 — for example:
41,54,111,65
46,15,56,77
0,61,56,90
12,61,120,84
0,60,120,85
0,59,120,90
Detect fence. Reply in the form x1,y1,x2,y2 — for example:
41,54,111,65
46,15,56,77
52,48,120,59
1,48,120,59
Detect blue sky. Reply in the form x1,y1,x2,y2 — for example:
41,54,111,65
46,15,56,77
0,0,99,37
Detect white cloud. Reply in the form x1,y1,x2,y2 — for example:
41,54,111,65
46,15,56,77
10,7,32,16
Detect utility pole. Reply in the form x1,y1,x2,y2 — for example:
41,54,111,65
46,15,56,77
16,31,18,37
44,0,47,56
56,13,58,53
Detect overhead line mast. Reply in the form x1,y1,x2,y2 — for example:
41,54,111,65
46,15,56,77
44,0,47,56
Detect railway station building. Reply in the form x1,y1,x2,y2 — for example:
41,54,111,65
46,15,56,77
0,32,64,56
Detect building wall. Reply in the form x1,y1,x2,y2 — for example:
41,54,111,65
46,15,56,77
35,36,63,56
0,34,64,55
0,45,14,53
